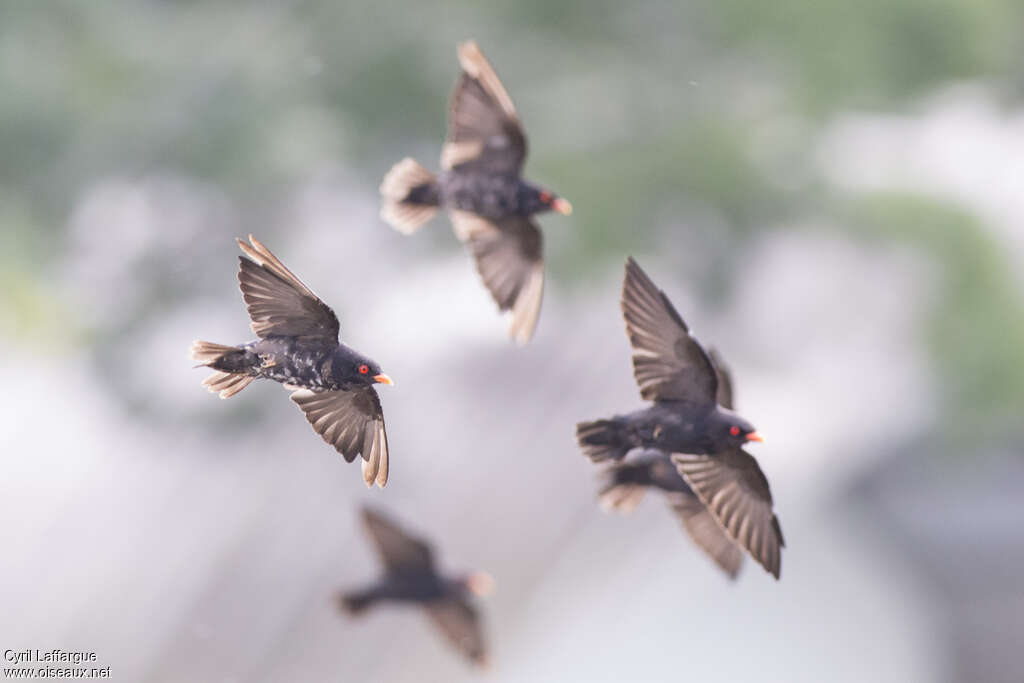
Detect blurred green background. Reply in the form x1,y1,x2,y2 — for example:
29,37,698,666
1,1,1023,681
4,0,1023,440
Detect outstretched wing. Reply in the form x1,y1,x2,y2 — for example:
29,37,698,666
425,598,488,666
621,257,718,405
236,235,340,342
442,41,526,175
667,492,744,579
359,507,434,574
290,387,388,487
451,211,544,345
708,348,735,410
671,450,784,579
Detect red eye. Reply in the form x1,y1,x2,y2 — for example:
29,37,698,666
358,365,369,375
729,426,741,436
539,191,552,203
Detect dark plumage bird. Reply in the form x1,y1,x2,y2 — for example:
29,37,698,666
190,235,393,487
599,351,746,579
576,258,785,578
379,40,572,345
340,507,493,667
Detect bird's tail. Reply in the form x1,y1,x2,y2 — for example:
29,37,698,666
337,589,377,616
598,463,650,513
379,157,440,234
576,417,633,463
190,340,255,399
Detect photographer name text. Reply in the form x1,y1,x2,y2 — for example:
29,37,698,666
4,650,97,666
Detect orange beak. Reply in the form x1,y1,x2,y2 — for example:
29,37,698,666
746,431,764,443
552,198,573,215
466,571,495,597
373,374,394,386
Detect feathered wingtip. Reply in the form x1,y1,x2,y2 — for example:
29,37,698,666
361,446,389,489
506,262,543,346
456,40,518,120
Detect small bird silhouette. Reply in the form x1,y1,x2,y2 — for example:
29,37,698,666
190,235,393,487
340,507,493,667
380,40,571,345
577,258,784,578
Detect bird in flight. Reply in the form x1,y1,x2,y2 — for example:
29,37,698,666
598,351,752,579
339,507,493,667
190,235,393,487
576,258,784,578
380,40,572,345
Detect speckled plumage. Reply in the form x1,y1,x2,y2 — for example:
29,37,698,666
226,338,379,392
191,236,393,487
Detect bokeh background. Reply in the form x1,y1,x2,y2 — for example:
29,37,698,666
2,1,1023,681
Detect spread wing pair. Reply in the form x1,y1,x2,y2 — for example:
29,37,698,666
621,257,785,578
359,509,488,665
381,41,567,345
235,236,389,487
446,43,546,344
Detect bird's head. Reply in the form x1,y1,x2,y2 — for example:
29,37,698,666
520,184,572,216
712,409,762,449
334,348,393,388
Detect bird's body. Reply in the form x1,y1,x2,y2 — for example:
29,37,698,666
340,508,491,666
344,573,463,608
245,338,338,390
379,40,571,345
582,402,753,461
210,338,382,392
577,257,785,578
437,172,554,220
190,236,393,487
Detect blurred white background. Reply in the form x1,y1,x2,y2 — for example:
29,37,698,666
1,2,1023,681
